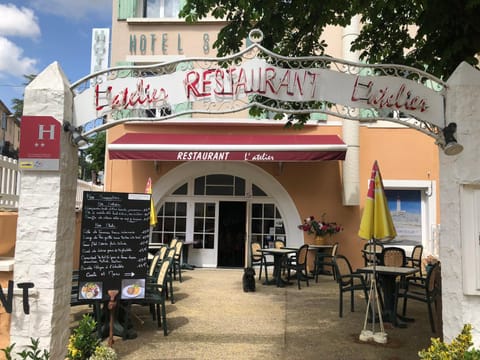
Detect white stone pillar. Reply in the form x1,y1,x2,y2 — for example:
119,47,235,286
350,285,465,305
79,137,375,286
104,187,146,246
442,62,480,344
341,15,360,206
11,62,77,359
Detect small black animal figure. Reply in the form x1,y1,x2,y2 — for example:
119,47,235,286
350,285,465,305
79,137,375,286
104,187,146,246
243,267,256,292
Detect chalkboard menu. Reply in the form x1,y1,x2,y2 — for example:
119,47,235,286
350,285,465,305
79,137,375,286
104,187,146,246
78,191,150,301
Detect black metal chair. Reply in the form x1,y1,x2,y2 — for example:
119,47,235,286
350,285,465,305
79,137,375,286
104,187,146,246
332,255,369,317
397,261,441,332
286,244,310,289
251,242,274,281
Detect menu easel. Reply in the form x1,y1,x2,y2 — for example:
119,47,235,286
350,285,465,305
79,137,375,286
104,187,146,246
77,191,151,339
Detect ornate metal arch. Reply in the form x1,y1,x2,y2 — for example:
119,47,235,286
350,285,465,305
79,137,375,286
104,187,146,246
71,29,447,142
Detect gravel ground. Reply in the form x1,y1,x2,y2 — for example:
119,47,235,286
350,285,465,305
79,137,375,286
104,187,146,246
70,268,440,360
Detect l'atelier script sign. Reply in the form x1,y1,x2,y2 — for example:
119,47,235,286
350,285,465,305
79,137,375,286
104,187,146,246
0,281,35,314
75,58,444,127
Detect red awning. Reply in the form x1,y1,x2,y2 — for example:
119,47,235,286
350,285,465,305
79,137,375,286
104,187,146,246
108,133,347,162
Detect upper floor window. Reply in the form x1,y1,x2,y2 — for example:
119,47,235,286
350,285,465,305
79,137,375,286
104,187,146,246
145,0,181,18
1,113,7,130
118,0,184,20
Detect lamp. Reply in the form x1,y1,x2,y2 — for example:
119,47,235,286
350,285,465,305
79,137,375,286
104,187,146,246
441,122,463,156
63,121,88,147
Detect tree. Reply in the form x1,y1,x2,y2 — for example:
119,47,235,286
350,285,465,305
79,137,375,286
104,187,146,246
83,131,106,181
179,0,480,79
11,74,36,118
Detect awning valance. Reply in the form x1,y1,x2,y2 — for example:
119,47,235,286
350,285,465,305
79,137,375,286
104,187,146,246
108,133,347,162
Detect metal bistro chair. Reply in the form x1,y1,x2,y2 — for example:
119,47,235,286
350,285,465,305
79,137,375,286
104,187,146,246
251,242,274,281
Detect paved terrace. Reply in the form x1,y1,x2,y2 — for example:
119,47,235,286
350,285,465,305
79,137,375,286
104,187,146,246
70,268,440,360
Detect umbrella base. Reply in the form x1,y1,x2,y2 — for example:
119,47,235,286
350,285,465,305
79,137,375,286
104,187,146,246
359,330,388,344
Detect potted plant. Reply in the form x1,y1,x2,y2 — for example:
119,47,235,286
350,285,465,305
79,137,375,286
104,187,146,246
298,213,343,244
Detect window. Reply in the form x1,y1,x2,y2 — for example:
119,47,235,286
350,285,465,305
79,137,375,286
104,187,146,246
194,174,245,196
193,202,215,249
1,113,6,130
251,203,285,248
145,0,181,18
151,201,186,246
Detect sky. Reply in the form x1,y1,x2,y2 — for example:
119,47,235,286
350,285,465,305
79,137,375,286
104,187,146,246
0,0,112,111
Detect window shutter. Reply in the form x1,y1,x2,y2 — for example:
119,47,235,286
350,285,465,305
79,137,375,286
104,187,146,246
118,0,137,20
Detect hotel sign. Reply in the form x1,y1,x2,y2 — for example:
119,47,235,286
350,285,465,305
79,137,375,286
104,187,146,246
19,116,61,171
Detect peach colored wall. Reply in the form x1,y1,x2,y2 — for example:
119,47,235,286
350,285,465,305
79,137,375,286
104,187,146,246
0,212,17,257
105,122,439,271
108,13,440,271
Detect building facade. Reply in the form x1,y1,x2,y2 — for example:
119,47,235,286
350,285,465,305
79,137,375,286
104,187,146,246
0,100,20,158
106,0,440,270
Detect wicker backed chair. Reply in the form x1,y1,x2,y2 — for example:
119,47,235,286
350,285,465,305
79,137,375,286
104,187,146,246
398,261,441,332
406,245,424,277
172,241,184,282
286,244,310,289
314,242,339,283
251,242,274,281
148,246,168,281
332,255,369,317
362,242,384,266
274,240,285,248
144,257,174,335
382,247,407,267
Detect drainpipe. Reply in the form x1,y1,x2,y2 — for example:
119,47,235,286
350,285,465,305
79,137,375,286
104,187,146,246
341,15,360,206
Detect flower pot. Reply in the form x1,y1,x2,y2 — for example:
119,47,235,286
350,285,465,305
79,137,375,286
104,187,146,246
314,236,326,245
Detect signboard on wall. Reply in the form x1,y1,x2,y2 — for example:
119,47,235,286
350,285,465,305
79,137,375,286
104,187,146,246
78,191,150,301
18,116,60,171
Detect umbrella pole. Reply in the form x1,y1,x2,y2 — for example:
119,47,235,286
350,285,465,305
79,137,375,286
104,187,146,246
360,238,387,343
372,238,387,343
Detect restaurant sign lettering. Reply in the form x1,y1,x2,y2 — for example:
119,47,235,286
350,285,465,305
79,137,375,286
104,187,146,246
74,59,444,130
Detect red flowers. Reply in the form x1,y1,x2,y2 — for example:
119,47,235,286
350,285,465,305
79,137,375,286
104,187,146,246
298,215,343,237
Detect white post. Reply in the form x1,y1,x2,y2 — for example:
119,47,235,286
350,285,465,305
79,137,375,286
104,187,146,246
10,62,78,359
441,62,480,344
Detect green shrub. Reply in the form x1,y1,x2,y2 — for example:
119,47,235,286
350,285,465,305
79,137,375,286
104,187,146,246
67,314,101,360
1,338,50,360
419,324,480,359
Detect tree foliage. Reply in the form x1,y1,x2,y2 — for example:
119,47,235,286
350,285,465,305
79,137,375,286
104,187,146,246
11,74,36,118
179,0,480,79
84,131,106,173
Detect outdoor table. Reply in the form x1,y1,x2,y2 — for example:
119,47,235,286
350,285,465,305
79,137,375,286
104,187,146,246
357,265,419,328
258,248,297,287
